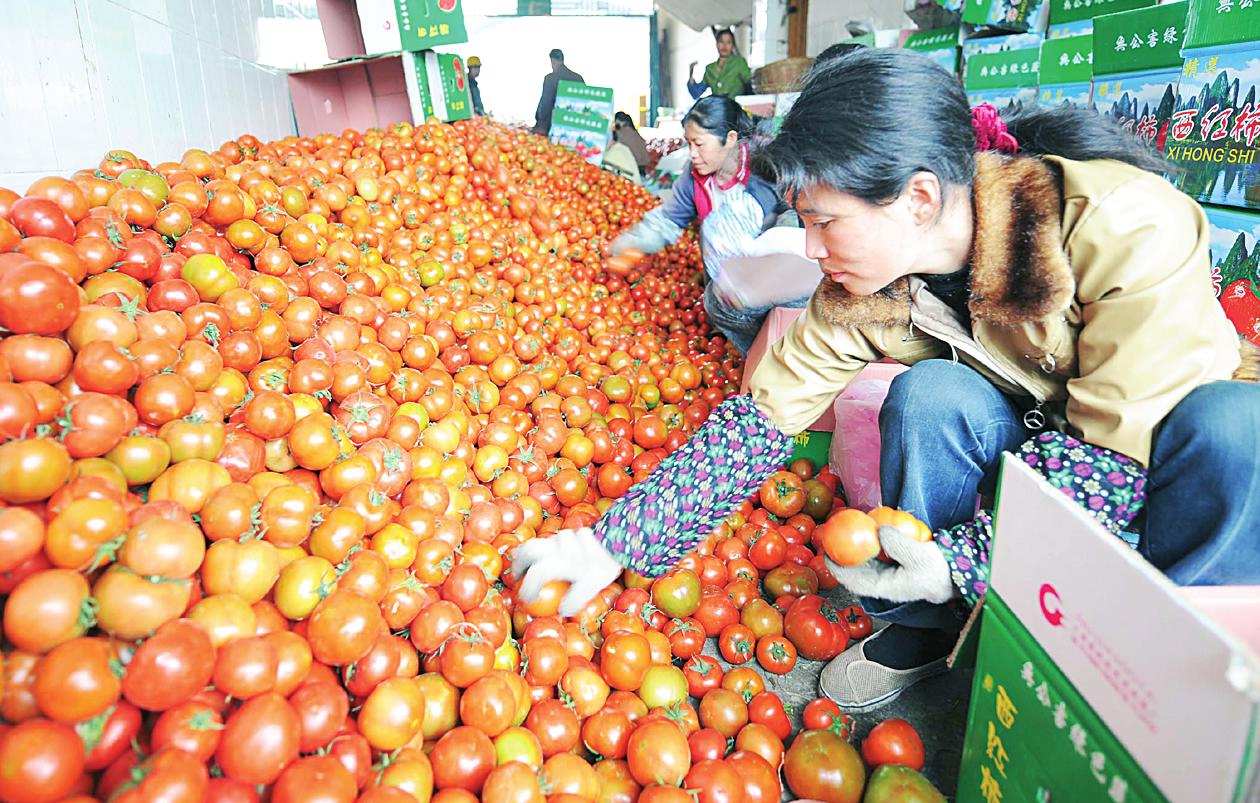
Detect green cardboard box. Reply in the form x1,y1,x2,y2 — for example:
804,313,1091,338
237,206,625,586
904,25,962,74
548,108,611,165
357,0,468,53
404,50,473,122
1046,0,1153,39
1039,34,1094,106
1163,0,1260,209
962,0,1049,33
956,458,1260,803
549,82,615,165
965,46,1041,110
1091,3,1187,149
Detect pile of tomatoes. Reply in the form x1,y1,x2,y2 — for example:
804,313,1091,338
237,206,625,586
0,117,940,803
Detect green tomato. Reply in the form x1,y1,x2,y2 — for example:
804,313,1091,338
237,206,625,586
863,765,946,803
104,435,172,485
418,260,446,288
182,253,239,301
118,169,170,206
637,665,689,710
651,569,701,618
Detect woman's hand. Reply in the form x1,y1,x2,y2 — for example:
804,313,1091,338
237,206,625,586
688,61,699,80
510,528,624,617
825,526,956,604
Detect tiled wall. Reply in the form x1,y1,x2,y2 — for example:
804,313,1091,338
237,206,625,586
0,0,325,192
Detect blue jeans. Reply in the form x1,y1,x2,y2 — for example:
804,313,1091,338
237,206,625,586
702,285,809,355
865,359,1260,628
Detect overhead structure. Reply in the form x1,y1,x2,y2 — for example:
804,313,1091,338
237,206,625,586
653,0,754,30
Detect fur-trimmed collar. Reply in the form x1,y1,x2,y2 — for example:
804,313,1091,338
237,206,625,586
811,152,1076,328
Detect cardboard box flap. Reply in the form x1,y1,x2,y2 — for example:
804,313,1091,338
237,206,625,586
989,456,1260,803
1185,0,1260,51
964,46,1042,88
1040,33,1095,84
904,24,962,51
1092,2,1188,76
1049,0,1153,28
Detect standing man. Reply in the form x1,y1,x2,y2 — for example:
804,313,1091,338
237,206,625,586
533,48,585,136
467,56,485,116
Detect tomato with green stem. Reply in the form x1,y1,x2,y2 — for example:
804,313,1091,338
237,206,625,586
747,691,791,741
682,655,724,698
755,635,798,675
718,623,756,665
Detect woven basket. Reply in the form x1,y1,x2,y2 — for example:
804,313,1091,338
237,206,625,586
751,57,814,94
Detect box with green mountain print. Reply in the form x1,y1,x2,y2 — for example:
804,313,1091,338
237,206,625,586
1091,3,1188,153
1162,0,1260,209
1039,34,1094,107
1204,205,1260,344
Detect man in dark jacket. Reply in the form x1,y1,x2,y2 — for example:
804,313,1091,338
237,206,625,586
533,49,584,136
467,55,484,116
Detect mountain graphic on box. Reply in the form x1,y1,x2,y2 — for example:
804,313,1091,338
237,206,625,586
1209,229,1260,344
1165,66,1260,206
1104,84,1176,149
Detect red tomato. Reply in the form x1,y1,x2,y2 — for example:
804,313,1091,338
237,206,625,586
861,718,926,772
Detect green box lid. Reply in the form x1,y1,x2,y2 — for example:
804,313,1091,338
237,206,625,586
395,0,468,50
1049,0,1154,27
1185,0,1260,50
965,47,1041,89
905,25,961,51
1040,34,1095,83
1092,2,1188,75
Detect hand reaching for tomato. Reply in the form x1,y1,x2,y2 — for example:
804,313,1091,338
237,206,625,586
510,528,624,617
824,526,955,604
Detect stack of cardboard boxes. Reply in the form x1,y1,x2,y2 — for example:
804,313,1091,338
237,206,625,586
288,0,473,137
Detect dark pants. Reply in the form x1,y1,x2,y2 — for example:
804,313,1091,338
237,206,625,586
865,359,1260,628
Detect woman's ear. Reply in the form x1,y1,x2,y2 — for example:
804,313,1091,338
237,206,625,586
903,171,944,225
725,130,739,149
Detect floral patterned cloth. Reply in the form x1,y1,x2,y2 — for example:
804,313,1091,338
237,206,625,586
593,395,793,577
937,431,1149,605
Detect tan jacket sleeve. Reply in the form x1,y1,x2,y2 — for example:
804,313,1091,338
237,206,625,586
747,300,883,435
1065,176,1241,465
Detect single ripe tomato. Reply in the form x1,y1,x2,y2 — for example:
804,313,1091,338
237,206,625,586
843,605,873,639
861,718,926,772
818,509,881,566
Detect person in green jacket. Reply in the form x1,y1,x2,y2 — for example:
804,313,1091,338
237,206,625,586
687,28,752,100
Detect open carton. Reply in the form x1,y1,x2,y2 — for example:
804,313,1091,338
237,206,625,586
951,456,1260,802
288,49,472,137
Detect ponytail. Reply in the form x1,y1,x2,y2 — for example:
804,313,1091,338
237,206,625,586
1002,105,1165,173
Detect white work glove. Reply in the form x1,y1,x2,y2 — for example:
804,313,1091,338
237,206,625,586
611,212,683,256
825,526,956,605
510,528,624,617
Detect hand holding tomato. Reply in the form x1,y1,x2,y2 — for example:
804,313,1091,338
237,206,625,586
510,528,623,618
824,526,955,605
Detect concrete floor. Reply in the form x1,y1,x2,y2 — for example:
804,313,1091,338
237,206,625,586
701,585,973,799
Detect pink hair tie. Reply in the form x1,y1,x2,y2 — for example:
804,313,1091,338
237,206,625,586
971,104,1019,154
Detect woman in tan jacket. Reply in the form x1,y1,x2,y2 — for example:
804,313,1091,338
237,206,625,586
511,49,1260,711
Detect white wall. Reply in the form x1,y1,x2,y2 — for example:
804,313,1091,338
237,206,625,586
0,0,317,192
657,7,755,115
442,15,651,127
806,0,911,56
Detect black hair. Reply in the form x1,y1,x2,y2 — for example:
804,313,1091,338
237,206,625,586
759,48,1165,204
684,95,754,142
549,48,564,61
713,27,739,53
814,42,865,65
614,112,635,128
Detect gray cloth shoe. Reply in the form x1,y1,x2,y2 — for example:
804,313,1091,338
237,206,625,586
818,628,949,712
